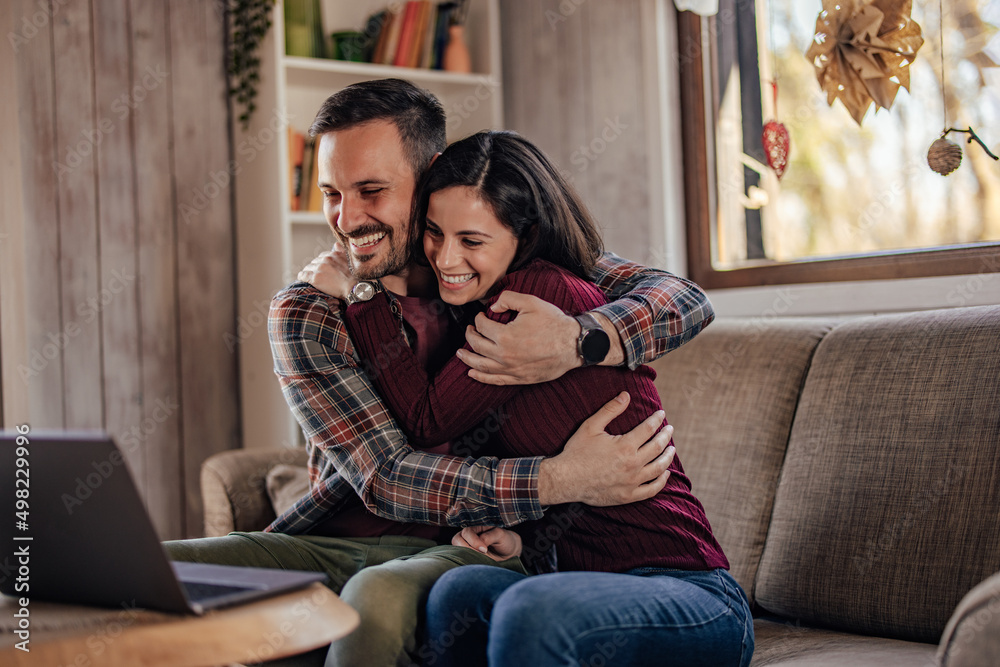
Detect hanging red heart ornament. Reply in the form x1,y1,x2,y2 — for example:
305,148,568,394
763,120,790,179
762,82,790,179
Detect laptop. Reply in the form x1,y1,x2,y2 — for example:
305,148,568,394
0,432,327,614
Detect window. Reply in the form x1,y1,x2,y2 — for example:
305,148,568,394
678,0,1000,288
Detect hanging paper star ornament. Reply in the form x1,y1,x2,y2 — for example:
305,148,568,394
805,0,924,125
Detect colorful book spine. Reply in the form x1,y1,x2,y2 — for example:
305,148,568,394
306,139,324,212
299,137,316,211
408,2,431,68
392,2,420,67
288,129,305,212
362,10,388,63
381,4,405,65
433,3,455,70
419,2,438,69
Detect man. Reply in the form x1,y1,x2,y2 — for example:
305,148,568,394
167,79,713,666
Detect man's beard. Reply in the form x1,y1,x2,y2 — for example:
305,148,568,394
337,223,410,280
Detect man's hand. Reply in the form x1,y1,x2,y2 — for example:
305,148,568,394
456,291,625,386
297,243,355,300
538,392,675,507
452,526,522,561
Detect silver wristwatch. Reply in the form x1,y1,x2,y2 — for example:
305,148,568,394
346,281,381,305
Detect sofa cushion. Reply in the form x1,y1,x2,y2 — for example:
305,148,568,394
755,305,1000,643
937,571,1000,667
651,318,835,606
201,447,310,536
750,618,936,666
266,464,311,517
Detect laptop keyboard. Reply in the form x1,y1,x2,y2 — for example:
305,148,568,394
182,581,255,603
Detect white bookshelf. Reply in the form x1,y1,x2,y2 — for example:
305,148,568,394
233,0,504,450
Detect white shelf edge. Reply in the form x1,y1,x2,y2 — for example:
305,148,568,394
289,211,328,225
282,56,498,86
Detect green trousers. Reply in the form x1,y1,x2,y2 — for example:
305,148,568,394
164,533,525,667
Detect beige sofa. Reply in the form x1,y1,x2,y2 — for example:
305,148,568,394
201,304,1000,666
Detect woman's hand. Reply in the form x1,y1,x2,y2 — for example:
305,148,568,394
452,526,522,561
297,243,355,300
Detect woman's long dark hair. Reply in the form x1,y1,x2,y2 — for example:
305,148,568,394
410,131,604,279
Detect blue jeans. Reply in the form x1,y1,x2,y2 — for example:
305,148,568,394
423,566,753,667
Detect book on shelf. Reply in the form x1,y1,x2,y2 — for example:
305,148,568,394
284,0,326,58
299,136,316,212
305,139,324,213
362,10,388,62
392,2,420,68
379,4,405,65
414,2,435,68
288,128,306,212
402,2,424,68
371,7,392,64
432,3,456,70
419,2,438,69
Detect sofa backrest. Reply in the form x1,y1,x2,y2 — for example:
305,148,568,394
651,318,835,606
754,305,1000,643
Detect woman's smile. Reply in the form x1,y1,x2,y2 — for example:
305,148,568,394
439,272,476,286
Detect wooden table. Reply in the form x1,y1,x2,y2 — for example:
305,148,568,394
0,583,359,666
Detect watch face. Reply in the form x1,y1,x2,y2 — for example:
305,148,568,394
353,282,375,302
581,328,611,365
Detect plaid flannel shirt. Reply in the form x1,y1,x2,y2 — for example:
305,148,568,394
265,251,714,535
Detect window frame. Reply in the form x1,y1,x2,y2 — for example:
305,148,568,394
676,11,1000,290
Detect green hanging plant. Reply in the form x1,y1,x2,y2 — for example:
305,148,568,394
226,0,275,130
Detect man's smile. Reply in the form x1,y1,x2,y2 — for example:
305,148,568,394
350,231,387,252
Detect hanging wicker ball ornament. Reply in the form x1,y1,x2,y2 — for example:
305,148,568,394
927,137,963,176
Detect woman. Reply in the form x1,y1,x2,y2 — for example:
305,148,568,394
342,131,753,667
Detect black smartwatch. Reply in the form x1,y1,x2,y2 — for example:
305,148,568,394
573,313,611,367
346,281,382,305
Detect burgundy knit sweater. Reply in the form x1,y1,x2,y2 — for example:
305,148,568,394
345,259,728,574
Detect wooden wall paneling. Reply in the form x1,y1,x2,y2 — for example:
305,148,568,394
498,0,528,132
502,1,553,144
501,0,591,181
168,0,240,536
553,0,592,188
535,0,590,175
0,1,28,425
52,0,104,428
93,0,145,493
522,0,549,134
9,0,64,427
5,0,240,534
583,1,651,264
130,0,184,539
555,0,593,188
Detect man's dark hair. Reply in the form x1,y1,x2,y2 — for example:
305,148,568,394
411,130,604,279
308,79,447,177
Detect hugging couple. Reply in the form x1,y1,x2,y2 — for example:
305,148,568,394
167,78,753,667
